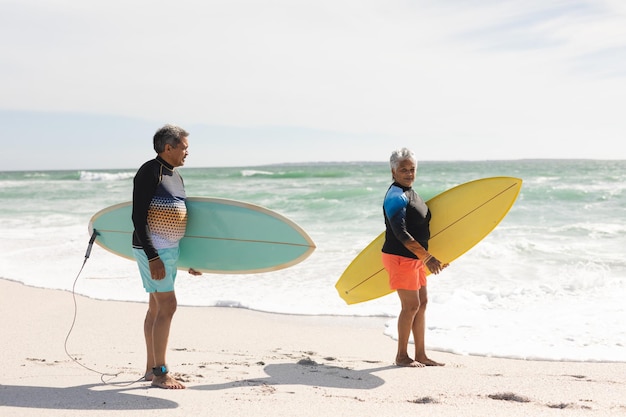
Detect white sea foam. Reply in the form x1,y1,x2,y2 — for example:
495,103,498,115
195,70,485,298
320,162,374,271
79,171,134,181
241,169,274,177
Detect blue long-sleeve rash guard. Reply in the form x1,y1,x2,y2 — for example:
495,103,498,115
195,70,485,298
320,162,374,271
382,182,431,260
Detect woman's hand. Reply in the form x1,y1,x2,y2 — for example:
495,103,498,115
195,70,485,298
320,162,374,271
424,256,449,275
405,240,449,274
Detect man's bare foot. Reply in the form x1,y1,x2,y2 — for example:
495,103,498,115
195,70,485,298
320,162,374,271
152,374,186,389
394,356,425,368
416,357,445,366
144,371,153,382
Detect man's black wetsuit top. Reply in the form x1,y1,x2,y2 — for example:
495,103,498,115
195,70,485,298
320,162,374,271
132,156,187,261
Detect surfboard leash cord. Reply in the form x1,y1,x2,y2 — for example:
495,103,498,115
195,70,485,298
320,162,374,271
63,229,144,387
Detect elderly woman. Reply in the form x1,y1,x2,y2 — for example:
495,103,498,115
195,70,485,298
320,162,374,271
381,148,448,367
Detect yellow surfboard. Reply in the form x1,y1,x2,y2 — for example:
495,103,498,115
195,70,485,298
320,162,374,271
335,177,523,304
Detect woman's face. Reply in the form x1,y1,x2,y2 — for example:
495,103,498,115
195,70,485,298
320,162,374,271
392,159,416,188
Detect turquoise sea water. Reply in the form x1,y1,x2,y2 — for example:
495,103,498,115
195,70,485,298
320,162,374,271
1,159,625,362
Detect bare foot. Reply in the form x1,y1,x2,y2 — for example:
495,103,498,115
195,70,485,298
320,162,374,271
416,357,445,366
394,356,425,368
152,374,186,389
144,371,153,382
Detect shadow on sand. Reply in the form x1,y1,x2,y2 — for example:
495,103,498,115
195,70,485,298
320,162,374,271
191,360,393,391
0,382,177,411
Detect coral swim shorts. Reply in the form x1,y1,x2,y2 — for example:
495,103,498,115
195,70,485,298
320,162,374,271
381,252,427,291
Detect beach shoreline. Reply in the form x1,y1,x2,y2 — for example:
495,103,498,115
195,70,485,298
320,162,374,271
1,278,625,416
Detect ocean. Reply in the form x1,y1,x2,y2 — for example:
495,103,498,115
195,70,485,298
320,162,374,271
1,159,624,362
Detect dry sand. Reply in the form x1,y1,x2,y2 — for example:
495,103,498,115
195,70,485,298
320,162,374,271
1,278,625,416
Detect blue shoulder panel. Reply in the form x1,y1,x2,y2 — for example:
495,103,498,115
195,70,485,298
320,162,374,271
383,184,408,218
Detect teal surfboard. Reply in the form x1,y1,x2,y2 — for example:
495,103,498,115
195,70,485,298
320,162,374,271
88,197,316,274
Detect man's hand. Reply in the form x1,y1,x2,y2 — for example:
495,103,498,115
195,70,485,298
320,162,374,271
149,258,166,280
188,268,202,276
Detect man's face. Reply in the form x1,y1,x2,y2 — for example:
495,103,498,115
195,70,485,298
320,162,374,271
164,136,189,167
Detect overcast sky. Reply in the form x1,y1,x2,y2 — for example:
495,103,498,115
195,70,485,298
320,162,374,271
1,0,625,170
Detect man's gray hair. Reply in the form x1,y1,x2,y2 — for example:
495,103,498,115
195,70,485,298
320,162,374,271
389,147,417,170
153,124,189,153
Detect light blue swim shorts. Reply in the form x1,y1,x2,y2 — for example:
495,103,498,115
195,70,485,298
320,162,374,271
133,247,179,293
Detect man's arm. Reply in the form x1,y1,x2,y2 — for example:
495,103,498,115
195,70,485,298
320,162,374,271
132,163,160,261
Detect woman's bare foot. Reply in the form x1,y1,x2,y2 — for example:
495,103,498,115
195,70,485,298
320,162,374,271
152,374,186,389
416,356,445,366
394,355,425,368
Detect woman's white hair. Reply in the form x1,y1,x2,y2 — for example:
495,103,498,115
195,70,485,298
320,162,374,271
389,147,417,170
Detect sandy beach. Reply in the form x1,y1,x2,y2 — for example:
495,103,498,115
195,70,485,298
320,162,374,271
1,278,625,416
